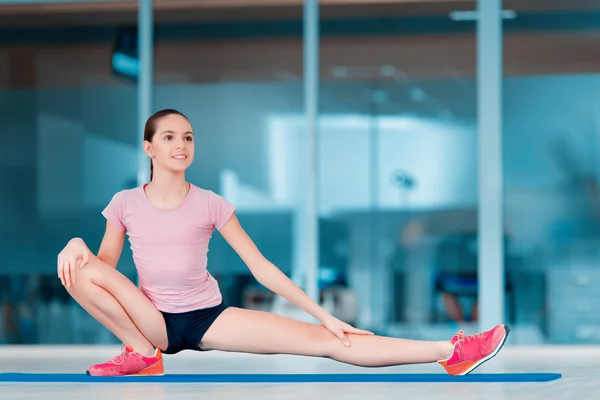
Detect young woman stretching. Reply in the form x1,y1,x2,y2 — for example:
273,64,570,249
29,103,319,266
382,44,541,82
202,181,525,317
57,109,509,377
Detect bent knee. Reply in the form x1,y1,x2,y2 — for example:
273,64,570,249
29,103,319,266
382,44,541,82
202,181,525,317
64,271,93,296
64,257,104,294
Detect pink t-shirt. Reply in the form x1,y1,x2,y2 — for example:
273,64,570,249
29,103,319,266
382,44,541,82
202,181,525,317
101,183,236,313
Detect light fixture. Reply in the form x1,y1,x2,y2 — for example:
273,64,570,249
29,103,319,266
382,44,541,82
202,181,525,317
449,10,517,21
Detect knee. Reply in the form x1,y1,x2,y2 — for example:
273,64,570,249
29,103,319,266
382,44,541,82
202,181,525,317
63,257,101,295
310,325,343,358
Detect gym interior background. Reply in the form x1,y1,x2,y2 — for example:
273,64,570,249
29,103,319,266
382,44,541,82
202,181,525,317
1,0,600,348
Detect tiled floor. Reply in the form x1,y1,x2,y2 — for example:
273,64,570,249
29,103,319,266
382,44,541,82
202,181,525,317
0,346,592,399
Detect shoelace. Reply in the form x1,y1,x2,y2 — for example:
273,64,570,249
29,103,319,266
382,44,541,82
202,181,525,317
454,330,466,340
454,330,491,359
110,344,129,365
455,330,488,344
455,335,472,355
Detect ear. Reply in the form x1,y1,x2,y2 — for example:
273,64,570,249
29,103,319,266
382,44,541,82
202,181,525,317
143,140,154,159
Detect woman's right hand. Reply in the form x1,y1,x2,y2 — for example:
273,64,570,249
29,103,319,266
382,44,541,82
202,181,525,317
57,238,91,288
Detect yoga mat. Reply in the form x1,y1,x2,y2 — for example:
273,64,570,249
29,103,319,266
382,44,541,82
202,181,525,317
0,373,562,383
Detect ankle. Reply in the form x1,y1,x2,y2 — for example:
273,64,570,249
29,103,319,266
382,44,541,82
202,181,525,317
131,344,156,358
440,342,455,360
141,347,157,358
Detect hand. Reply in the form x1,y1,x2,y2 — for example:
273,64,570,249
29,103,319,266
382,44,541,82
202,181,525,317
320,314,374,347
57,238,91,288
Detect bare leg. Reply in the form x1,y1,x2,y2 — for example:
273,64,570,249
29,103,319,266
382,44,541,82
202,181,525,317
65,255,168,356
200,308,454,367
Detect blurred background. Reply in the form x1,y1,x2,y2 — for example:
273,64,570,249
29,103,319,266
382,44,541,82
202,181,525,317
1,0,600,348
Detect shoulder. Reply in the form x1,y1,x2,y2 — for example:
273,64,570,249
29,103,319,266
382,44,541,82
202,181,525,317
102,187,144,230
189,184,231,204
189,183,211,198
188,184,236,229
104,187,146,215
109,186,143,203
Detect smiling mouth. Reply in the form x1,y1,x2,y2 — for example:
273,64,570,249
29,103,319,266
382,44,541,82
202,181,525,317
171,155,187,160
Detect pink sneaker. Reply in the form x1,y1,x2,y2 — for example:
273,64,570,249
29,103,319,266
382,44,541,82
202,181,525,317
439,324,510,376
86,345,164,377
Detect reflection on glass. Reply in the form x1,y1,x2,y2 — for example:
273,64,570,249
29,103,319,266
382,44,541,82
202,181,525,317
317,9,478,338
503,7,600,344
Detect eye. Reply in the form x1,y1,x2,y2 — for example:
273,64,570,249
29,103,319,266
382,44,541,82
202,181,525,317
185,136,193,142
163,135,172,141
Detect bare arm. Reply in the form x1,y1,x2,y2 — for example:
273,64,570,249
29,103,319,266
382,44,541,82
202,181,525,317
218,214,329,322
96,220,126,268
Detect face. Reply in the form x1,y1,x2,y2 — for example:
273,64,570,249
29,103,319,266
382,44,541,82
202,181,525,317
145,114,195,175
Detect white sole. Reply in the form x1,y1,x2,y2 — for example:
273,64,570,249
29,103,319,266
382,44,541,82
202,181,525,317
86,373,165,377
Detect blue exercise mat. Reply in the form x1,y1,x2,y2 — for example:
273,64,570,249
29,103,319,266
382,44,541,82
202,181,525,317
0,373,562,383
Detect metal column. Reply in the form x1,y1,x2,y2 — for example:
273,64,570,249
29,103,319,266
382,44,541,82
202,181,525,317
137,0,153,185
303,0,320,305
477,0,505,330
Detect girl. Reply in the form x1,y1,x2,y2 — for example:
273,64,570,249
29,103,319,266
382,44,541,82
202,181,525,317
57,109,509,377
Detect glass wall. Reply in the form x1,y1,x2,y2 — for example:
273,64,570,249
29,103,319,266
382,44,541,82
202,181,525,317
0,8,138,344
502,5,600,344
316,4,478,339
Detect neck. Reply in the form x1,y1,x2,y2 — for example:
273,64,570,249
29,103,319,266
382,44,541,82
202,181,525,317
147,170,189,197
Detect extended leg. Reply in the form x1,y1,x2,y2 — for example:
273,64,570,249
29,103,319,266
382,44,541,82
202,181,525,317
200,307,454,367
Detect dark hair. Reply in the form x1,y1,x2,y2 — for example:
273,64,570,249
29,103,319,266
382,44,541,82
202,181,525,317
143,109,190,181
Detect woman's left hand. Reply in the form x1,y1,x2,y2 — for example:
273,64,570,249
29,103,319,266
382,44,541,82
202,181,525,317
320,314,374,347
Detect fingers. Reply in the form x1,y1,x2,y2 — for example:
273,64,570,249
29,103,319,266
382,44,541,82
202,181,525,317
343,324,374,336
336,331,351,347
60,256,77,288
63,258,72,287
334,326,373,348
57,254,66,286
68,256,77,287
81,251,89,268
58,250,92,287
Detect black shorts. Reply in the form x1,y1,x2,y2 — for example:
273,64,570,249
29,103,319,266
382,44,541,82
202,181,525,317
160,302,229,355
